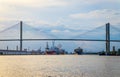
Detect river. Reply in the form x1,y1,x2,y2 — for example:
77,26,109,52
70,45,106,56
0,55,120,77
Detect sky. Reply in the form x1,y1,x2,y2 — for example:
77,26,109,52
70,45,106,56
0,0,120,52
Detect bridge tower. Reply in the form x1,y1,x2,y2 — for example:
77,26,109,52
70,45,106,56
106,23,110,55
20,21,23,51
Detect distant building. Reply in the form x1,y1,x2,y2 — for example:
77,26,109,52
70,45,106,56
0,50,27,55
117,49,120,55
111,46,117,55
118,49,120,52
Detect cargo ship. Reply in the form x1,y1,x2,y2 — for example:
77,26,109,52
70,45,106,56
45,41,66,55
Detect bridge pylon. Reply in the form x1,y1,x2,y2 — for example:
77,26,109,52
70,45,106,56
106,23,110,55
20,21,23,51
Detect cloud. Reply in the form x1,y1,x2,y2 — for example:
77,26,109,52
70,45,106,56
51,30,60,33
0,25,6,31
0,0,68,8
51,29,71,34
69,9,120,26
0,0,69,24
70,9,120,19
70,0,120,4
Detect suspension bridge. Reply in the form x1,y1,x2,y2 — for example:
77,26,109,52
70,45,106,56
0,21,120,54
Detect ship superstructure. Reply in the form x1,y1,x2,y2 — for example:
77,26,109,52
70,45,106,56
45,41,66,55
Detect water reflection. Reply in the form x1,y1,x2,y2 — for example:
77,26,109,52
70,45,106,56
0,55,120,77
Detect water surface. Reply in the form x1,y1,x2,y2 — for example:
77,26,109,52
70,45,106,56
0,55,120,77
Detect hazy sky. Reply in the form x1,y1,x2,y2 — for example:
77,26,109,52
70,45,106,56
0,0,120,30
0,0,120,51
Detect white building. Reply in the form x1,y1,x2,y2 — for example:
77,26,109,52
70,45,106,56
0,50,28,55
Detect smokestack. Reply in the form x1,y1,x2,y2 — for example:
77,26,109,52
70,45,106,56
7,46,8,50
16,45,18,51
52,41,55,48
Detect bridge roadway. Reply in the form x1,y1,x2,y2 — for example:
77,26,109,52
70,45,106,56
0,39,120,42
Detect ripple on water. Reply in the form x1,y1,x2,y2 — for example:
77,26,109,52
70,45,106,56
0,55,120,77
